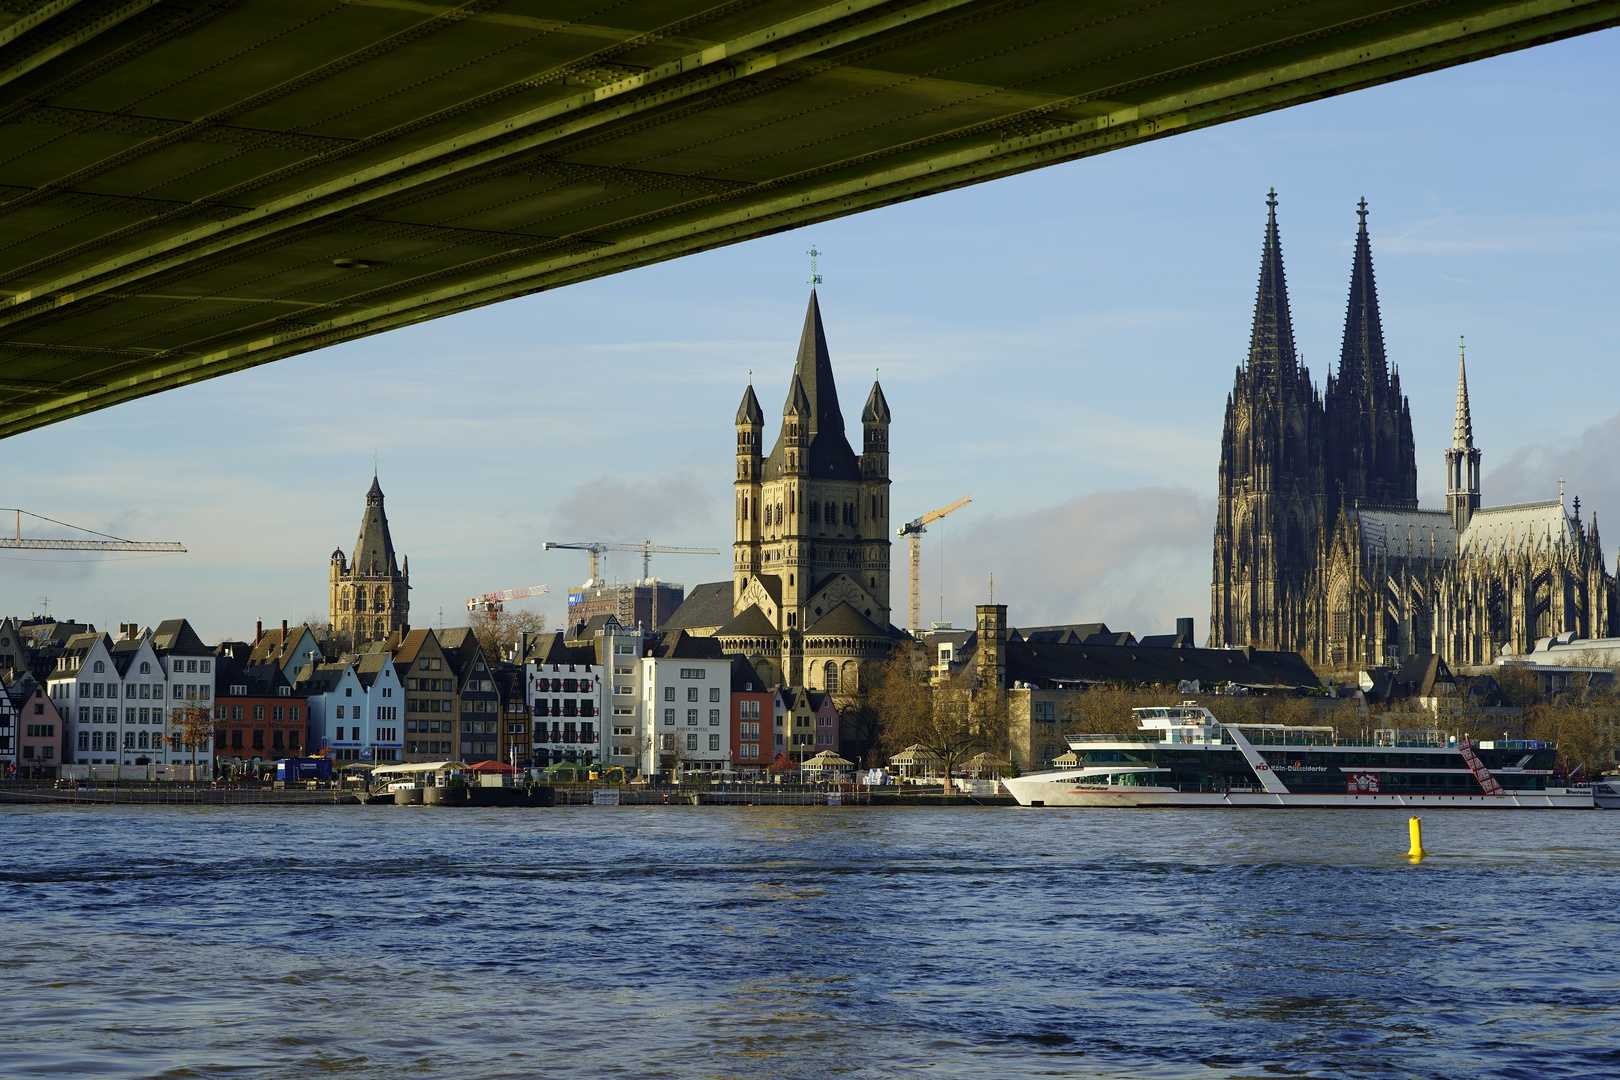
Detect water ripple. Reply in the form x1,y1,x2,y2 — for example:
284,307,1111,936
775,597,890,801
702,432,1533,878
2,805,1618,1078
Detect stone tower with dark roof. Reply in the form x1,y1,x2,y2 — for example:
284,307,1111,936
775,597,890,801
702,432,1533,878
329,475,410,646
730,289,894,690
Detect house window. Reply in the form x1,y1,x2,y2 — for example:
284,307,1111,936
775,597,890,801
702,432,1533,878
687,733,698,751
709,687,720,702
687,709,698,726
94,661,104,673
709,710,720,725
664,687,675,701
688,687,698,702
709,734,720,751
664,709,675,726
140,662,150,674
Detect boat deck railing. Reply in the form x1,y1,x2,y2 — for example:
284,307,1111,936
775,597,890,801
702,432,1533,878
1067,733,1460,749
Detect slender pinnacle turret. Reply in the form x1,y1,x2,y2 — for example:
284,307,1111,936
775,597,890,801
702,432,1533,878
1452,341,1474,448
1445,336,1481,532
1247,188,1296,378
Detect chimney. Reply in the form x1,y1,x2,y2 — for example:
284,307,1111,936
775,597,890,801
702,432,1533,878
1177,617,1194,645
255,619,262,644
281,619,288,641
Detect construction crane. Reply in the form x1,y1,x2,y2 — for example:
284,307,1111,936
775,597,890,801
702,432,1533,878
1,508,185,552
897,495,971,636
466,584,550,619
541,540,720,586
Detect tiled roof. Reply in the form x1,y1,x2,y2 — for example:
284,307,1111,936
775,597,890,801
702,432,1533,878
964,639,1319,691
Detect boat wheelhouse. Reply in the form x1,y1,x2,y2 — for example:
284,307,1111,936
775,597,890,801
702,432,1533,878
1001,703,1591,808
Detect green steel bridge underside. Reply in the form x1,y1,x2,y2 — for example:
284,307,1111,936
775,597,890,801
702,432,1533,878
0,0,1615,438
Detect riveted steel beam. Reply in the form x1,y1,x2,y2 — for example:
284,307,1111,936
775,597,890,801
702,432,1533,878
1,0,1617,438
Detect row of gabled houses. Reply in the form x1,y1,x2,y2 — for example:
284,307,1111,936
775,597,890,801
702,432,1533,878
0,609,843,780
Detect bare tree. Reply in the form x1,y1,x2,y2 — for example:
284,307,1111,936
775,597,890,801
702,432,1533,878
471,609,549,662
175,705,217,779
872,644,982,794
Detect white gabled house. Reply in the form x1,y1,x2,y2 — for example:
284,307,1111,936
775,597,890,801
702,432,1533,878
49,620,216,771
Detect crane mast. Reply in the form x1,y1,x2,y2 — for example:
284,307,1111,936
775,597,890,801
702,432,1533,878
896,495,971,637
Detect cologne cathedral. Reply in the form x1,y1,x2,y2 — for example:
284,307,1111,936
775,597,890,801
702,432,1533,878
1211,192,1613,669
725,289,901,691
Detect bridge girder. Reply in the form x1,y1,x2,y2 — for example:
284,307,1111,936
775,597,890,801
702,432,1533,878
0,0,1616,438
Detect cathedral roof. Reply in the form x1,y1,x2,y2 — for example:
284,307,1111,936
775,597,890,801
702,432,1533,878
736,383,763,426
764,289,861,481
348,476,401,579
1338,198,1388,394
861,380,890,423
1246,189,1297,379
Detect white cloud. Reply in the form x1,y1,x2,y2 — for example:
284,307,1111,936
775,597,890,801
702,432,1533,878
924,487,1214,639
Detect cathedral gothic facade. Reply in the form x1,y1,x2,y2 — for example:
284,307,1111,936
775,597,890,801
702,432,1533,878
726,289,900,692
330,476,410,647
1212,193,1613,669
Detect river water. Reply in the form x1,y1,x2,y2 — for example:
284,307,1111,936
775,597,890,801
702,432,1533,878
3,805,1618,1079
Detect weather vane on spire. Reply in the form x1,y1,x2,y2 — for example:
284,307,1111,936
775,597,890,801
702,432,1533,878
1459,334,1465,359
373,447,378,476
807,246,822,286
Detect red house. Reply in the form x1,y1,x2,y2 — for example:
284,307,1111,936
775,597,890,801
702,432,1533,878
730,658,775,776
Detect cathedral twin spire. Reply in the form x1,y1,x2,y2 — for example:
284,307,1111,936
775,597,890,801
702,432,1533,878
1339,198,1389,395
1247,189,1297,378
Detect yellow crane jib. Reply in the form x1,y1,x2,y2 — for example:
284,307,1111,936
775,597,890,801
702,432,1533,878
896,495,972,637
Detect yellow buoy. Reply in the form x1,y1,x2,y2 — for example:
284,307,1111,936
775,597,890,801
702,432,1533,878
1407,815,1428,860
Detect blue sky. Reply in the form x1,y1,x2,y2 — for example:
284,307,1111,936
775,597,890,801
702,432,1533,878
7,29,1620,644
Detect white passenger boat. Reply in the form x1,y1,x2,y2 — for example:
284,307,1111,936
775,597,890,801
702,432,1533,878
1002,704,1593,809
1593,780,1620,809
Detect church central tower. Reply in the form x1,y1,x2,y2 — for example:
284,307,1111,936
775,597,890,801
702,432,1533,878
330,476,410,646
729,289,892,688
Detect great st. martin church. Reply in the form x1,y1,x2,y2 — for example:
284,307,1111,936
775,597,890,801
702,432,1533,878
1211,193,1612,669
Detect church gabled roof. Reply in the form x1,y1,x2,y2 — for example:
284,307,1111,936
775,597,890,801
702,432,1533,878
764,289,861,481
1246,188,1297,379
736,383,763,425
350,476,401,578
861,380,890,423
717,604,778,638
804,601,884,638
784,374,811,418
1338,198,1388,395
